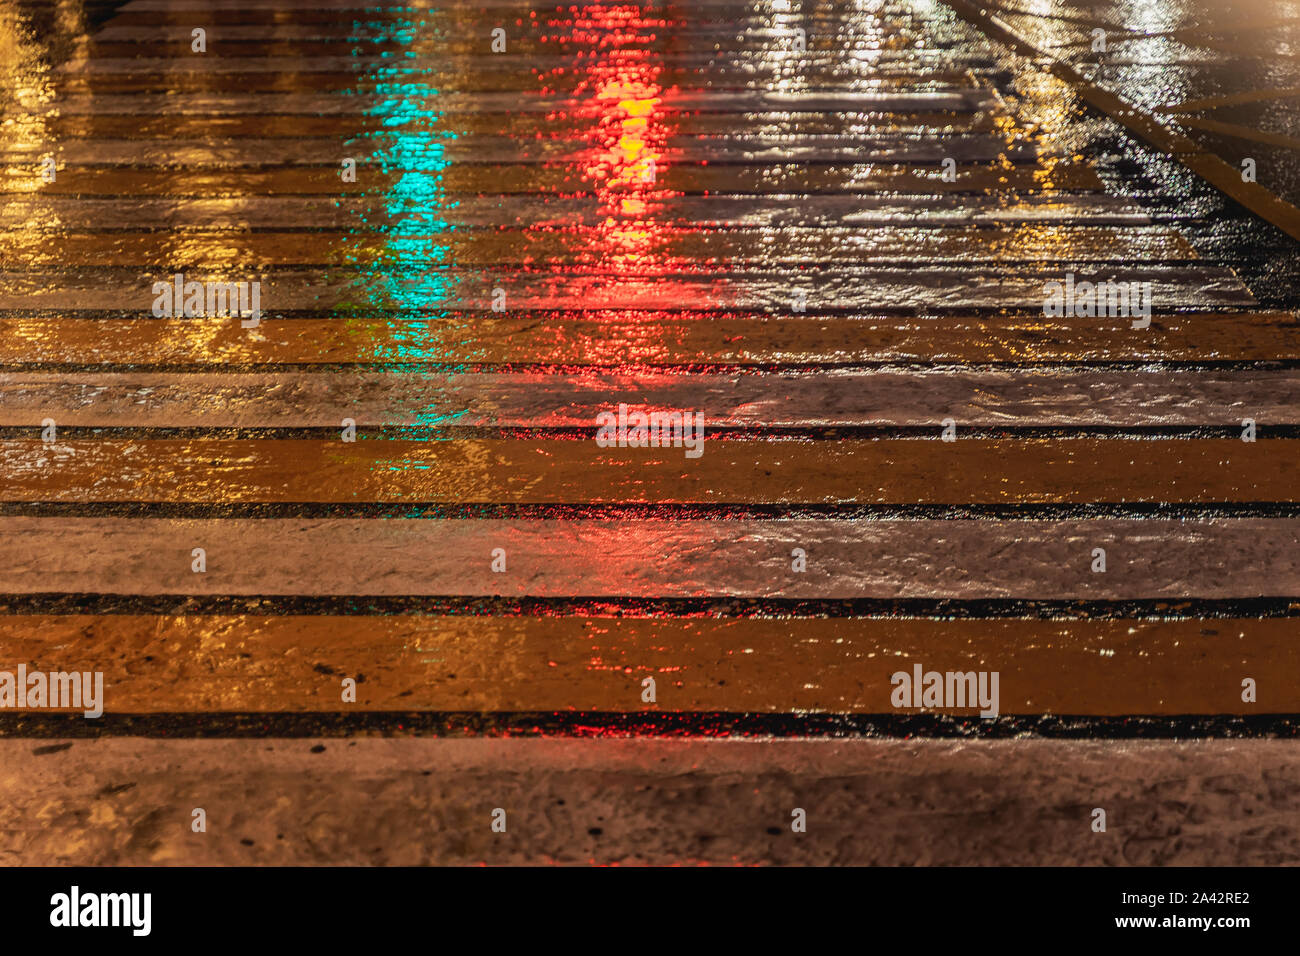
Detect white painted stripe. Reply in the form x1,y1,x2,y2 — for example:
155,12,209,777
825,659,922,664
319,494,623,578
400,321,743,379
37,90,997,116
0,368,1291,427
88,24,973,51
0,196,1151,230
4,137,1038,166
0,516,1292,598
64,53,987,72
0,268,1246,311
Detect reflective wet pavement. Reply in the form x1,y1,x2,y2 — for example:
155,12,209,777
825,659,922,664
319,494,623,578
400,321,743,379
1,0,1299,864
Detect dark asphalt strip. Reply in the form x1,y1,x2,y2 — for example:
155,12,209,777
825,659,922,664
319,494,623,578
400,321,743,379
0,711,1294,738
1,595,1294,619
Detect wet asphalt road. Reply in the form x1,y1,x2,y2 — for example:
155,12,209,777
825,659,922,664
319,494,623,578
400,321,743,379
0,0,1298,864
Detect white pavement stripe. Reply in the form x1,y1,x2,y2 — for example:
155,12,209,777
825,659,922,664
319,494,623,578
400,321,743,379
37,90,997,116
0,368,1291,427
4,137,1039,166
0,265,1247,311
0,196,1152,229
65,53,987,69
0,516,1293,598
